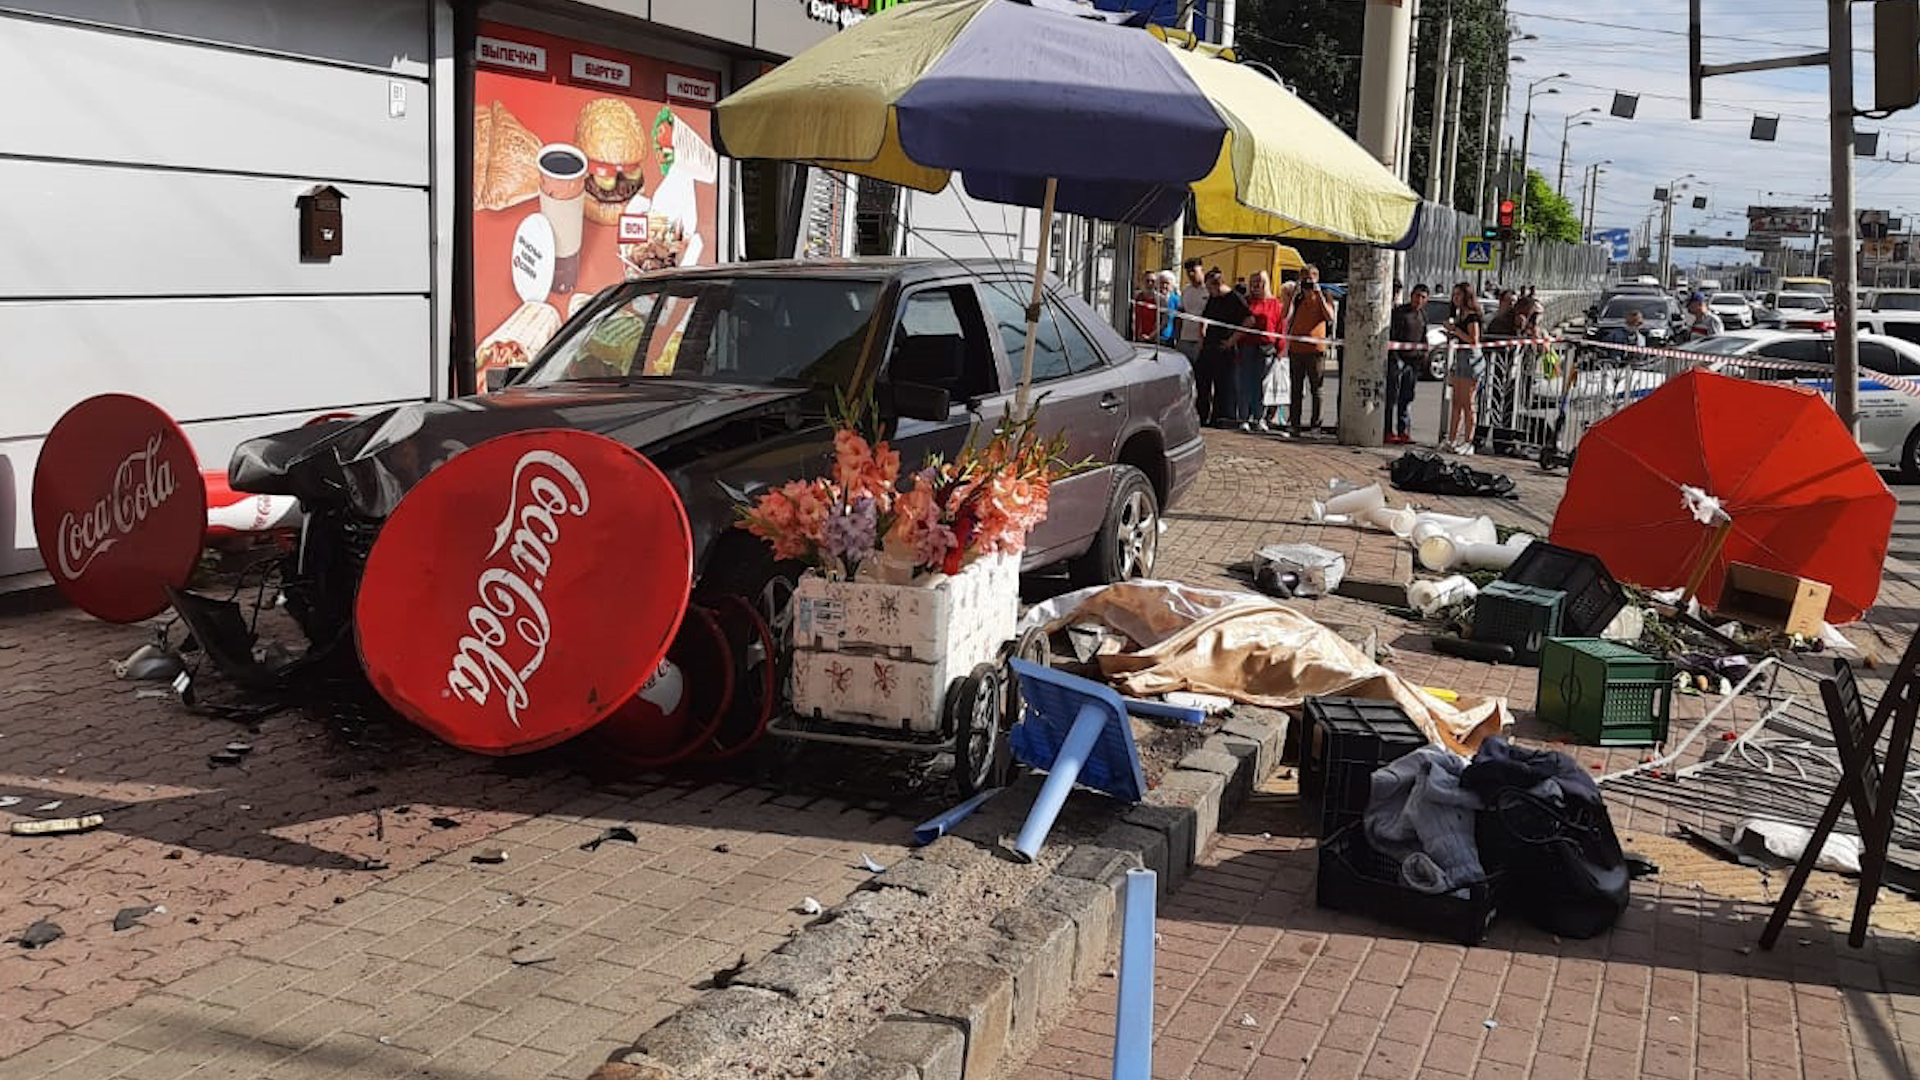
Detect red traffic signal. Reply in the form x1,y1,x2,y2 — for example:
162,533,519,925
1498,199,1517,229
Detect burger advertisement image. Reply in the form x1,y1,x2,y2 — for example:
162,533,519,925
472,25,719,387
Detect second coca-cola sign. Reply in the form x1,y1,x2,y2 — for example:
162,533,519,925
31,395,207,623
356,429,692,756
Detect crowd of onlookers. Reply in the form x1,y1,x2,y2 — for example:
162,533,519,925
1135,262,1550,455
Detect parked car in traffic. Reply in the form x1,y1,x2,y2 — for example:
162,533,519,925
228,258,1207,649
1708,292,1755,329
1864,288,1920,312
1582,294,1683,355
1755,291,1832,330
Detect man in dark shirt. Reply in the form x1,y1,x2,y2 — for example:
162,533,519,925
1197,269,1250,426
1386,282,1428,444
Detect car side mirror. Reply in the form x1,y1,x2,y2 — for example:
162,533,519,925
884,381,952,422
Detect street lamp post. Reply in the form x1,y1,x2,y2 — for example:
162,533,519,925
1658,173,1698,289
1580,159,1612,242
1516,74,1569,231
1557,107,1600,192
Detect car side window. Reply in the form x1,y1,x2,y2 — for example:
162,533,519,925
1758,338,1823,366
888,285,998,400
1881,323,1920,350
983,283,1073,383
1050,301,1108,374
1859,341,1920,377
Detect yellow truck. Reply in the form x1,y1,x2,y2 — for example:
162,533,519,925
1136,233,1305,287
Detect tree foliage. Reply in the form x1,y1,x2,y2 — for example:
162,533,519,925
1521,169,1581,243
1236,0,1513,213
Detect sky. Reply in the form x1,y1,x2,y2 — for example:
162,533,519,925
1507,0,1920,265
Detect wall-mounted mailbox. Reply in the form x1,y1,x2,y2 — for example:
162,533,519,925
297,185,347,260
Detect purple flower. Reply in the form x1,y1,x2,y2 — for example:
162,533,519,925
821,496,879,567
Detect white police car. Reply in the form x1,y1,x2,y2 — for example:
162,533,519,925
1684,330,1920,477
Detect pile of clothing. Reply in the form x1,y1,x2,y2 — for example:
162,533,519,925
1362,736,1630,938
1388,451,1519,499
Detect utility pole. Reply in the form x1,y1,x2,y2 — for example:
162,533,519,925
1443,56,1465,207
1426,7,1452,202
1166,1,1199,272
1472,78,1492,218
1827,0,1858,430
1342,0,1412,448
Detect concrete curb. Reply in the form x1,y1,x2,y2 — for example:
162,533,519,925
590,710,1287,1080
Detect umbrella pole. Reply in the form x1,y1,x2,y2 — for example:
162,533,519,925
1014,176,1059,417
1678,519,1735,611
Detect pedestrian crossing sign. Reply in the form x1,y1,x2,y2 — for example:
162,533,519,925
1460,238,1498,271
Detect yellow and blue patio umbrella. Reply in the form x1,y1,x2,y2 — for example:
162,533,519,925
716,0,1421,405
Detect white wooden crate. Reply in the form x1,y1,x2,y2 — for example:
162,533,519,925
790,555,1019,733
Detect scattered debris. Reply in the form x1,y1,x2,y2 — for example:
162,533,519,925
1163,691,1233,715
428,816,461,829
580,826,638,851
350,785,379,797
471,847,508,865
361,859,389,871
208,751,244,767
14,918,64,949
0,796,20,808
859,854,887,874
113,905,159,931
798,897,823,915
1238,1013,1259,1028
1483,1019,1499,1030
1253,543,1346,598
135,689,170,700
225,742,253,755
713,843,731,854
11,814,105,836
163,850,183,860
508,942,557,966
34,801,62,812
114,642,184,681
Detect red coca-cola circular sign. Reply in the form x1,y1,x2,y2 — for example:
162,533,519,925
31,394,207,623
354,429,692,756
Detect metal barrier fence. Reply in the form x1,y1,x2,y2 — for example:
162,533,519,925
1402,202,1609,294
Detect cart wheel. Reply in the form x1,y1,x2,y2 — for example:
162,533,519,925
691,595,777,761
999,625,1051,729
950,663,1006,798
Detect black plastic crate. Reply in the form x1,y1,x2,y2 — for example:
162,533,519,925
1472,581,1565,665
1500,541,1626,638
1315,824,1500,945
1299,697,1425,838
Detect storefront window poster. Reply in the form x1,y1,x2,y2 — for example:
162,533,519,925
472,23,720,385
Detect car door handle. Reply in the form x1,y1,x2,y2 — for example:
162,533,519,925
1098,394,1122,411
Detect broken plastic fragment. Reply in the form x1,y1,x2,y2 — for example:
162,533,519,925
34,801,61,812
10,814,104,836
798,897,823,915
1238,1014,1259,1028
428,816,460,829
859,854,887,874
471,848,508,864
580,826,638,851
15,919,63,949
113,905,159,931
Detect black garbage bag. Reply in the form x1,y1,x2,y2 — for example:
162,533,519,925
1388,451,1518,499
1474,786,1630,939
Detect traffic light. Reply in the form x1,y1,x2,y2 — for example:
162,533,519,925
1876,1,1920,112
1498,199,1516,230
1482,225,1499,241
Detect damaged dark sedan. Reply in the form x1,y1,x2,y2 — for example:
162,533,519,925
230,258,1205,656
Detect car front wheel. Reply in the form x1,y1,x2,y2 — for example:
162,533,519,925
1902,425,1920,482
1425,346,1448,381
1070,465,1160,585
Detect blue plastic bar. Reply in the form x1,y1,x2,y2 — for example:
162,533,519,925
1112,867,1157,1080
1121,696,1206,727
1012,701,1106,862
912,788,1001,845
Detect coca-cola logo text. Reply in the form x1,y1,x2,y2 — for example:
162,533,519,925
55,433,180,581
443,450,591,727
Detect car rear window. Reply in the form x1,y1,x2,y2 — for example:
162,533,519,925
1876,293,1920,311
1601,298,1667,319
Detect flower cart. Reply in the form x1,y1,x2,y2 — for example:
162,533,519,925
745,405,1065,795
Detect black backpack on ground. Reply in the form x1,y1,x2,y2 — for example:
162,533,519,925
1473,786,1630,939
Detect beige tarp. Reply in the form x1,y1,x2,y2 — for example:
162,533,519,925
1032,582,1508,754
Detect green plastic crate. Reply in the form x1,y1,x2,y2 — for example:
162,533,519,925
1471,581,1565,665
1536,638,1673,746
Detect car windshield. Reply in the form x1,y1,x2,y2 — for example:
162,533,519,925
1601,298,1666,320
1776,294,1826,310
521,275,884,387
1710,294,1746,306
1876,293,1920,311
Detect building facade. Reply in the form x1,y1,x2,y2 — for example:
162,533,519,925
0,0,1074,583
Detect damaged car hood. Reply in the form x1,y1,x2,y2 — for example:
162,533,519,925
230,379,816,519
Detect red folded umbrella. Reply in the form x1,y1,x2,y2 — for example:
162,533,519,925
1551,369,1894,624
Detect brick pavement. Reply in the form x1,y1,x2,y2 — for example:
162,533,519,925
7,426,1920,1080
1010,429,1920,1080
0,603,916,1079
